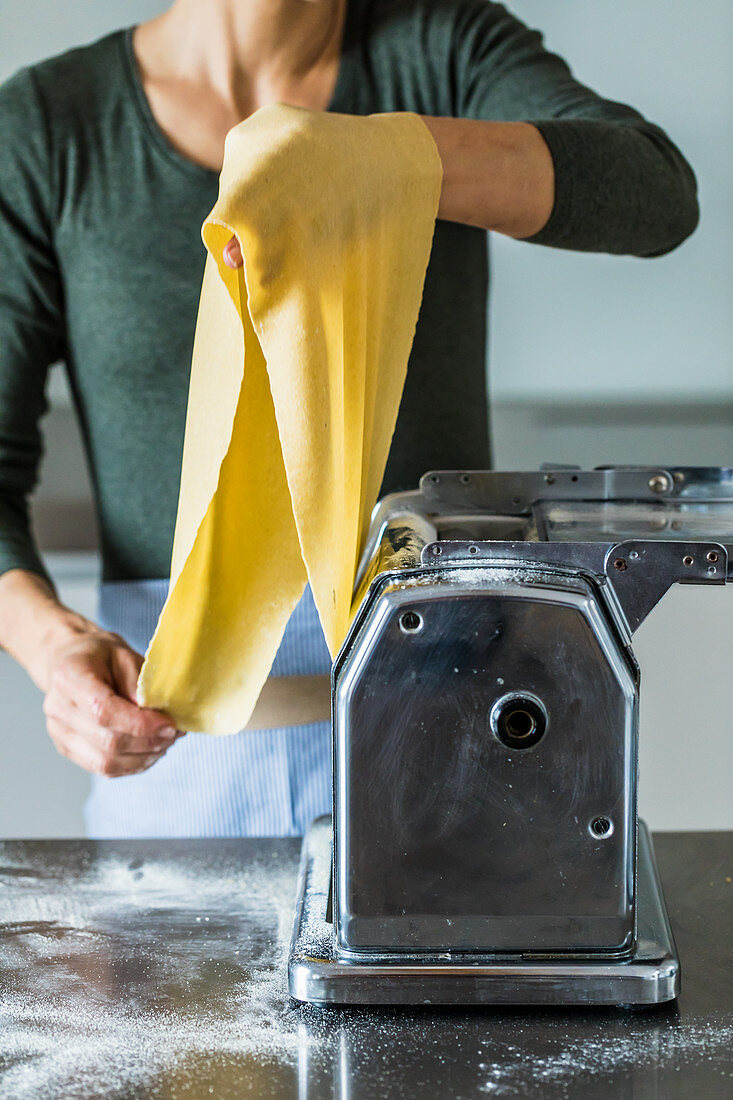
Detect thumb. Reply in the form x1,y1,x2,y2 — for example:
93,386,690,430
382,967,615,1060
109,643,144,705
111,644,185,736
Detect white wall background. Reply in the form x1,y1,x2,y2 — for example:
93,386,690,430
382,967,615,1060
0,0,730,836
490,0,733,403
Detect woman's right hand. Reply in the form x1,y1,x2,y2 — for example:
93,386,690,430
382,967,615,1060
42,627,184,778
0,568,184,778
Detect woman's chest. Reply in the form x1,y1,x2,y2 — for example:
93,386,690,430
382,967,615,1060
54,131,217,378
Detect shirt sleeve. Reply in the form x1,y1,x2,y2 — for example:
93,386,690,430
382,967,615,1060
0,68,66,582
449,1,699,256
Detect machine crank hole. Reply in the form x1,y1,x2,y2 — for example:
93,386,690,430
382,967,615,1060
490,693,547,750
590,816,614,839
399,610,424,635
505,709,535,738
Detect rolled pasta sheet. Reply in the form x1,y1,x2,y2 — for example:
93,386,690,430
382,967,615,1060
138,104,441,734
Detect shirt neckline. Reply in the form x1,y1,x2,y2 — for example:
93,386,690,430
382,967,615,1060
119,3,358,182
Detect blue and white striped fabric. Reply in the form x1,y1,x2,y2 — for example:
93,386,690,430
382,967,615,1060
83,581,332,838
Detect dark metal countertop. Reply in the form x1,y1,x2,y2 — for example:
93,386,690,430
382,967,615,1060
0,832,730,1100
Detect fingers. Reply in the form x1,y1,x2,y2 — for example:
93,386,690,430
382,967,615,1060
43,632,187,779
109,645,186,740
43,692,176,756
57,665,175,741
223,236,243,269
47,716,166,778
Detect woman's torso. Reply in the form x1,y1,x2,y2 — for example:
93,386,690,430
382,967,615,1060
33,1,492,582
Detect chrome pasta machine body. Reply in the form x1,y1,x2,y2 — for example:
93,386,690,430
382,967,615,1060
288,467,733,1007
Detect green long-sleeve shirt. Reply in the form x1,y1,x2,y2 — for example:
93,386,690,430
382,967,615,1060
0,0,698,583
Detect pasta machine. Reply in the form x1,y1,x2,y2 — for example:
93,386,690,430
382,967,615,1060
288,466,733,1006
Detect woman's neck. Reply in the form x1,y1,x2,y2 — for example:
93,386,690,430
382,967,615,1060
141,0,346,115
132,0,347,171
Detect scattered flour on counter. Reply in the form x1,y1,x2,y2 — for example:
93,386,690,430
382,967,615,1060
1,842,731,1099
0,845,313,1099
476,1021,733,1096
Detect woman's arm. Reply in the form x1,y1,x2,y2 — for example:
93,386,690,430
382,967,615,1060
0,71,182,775
223,114,554,269
222,4,697,266
412,116,554,238
448,2,699,257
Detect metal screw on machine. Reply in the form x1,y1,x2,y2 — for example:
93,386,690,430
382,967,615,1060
399,610,423,634
590,817,614,839
648,473,673,494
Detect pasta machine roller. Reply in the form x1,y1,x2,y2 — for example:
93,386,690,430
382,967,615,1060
288,466,733,1006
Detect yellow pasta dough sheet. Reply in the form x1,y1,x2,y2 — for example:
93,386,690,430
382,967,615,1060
137,104,442,734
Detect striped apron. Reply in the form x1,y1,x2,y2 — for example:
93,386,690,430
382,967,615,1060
84,582,332,838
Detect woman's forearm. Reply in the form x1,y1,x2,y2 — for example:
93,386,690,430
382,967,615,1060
420,117,555,239
222,116,554,269
0,569,96,691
